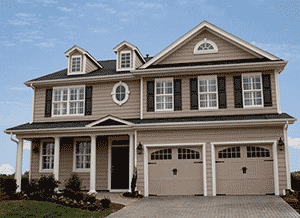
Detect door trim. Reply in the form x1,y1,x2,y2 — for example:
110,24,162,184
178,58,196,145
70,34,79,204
143,142,206,197
211,140,278,196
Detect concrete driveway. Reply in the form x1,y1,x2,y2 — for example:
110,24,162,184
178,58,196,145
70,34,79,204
107,195,300,218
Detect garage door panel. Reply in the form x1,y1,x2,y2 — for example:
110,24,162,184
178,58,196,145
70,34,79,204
244,178,274,194
217,179,245,195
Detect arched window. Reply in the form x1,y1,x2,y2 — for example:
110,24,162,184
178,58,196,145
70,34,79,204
218,146,241,159
247,146,270,158
178,148,200,159
151,148,172,160
194,38,218,54
111,81,130,105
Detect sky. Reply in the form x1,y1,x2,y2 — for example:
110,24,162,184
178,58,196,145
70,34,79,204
0,0,299,175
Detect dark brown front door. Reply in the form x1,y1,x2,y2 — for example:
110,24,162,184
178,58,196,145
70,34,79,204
111,146,129,189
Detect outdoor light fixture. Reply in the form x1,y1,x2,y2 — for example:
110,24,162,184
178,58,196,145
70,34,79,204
137,142,143,154
32,146,39,154
278,137,285,151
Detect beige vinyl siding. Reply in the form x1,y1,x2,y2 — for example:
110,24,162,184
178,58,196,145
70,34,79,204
143,71,278,119
96,136,108,190
86,56,98,73
134,54,143,69
156,29,262,65
33,79,140,122
136,126,286,196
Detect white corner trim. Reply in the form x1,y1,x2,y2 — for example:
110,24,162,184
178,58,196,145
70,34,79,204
83,55,87,74
111,81,130,106
275,70,282,114
140,77,143,120
134,130,138,166
194,38,218,54
53,137,60,181
144,145,149,197
86,115,134,128
211,143,216,196
29,141,32,180
203,143,207,196
284,123,291,189
129,132,134,190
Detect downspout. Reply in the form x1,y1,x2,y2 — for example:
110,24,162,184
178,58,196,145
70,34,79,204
284,121,292,191
30,84,35,124
10,133,19,180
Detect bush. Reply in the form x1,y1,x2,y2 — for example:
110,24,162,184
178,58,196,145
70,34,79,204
64,173,81,193
0,178,17,197
87,194,96,204
131,167,137,195
38,175,60,200
74,191,83,202
100,197,111,209
291,172,300,191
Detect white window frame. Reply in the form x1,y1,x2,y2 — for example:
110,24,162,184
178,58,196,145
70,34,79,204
198,75,218,110
194,38,218,54
39,139,54,173
120,51,131,69
52,85,85,117
154,77,174,112
71,55,82,73
242,73,264,108
111,81,130,106
73,138,91,173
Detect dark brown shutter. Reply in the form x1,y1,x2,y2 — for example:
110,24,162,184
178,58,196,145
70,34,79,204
45,88,53,117
85,86,93,115
217,77,227,109
147,81,154,112
190,78,198,110
262,74,272,107
233,76,243,108
174,79,182,111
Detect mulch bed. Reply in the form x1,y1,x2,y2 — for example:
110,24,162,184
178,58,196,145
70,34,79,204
281,193,300,213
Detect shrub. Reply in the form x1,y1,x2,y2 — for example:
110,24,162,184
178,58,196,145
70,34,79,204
65,173,81,193
87,194,96,204
88,204,99,211
37,175,59,200
74,191,84,202
100,196,111,209
0,177,17,197
131,167,138,195
291,172,300,191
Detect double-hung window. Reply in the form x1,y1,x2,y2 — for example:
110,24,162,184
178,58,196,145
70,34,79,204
155,78,173,111
71,56,81,72
74,140,91,171
242,73,263,107
53,86,85,116
121,52,130,68
41,142,54,171
198,75,218,109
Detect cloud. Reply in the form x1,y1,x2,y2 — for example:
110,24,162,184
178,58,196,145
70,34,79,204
89,28,108,33
36,0,57,3
79,14,85,17
106,8,117,14
133,2,164,9
87,3,107,7
10,87,28,91
36,42,54,47
0,164,14,175
16,13,36,17
3,42,16,47
23,141,31,150
17,0,33,3
57,6,73,12
59,22,81,29
288,137,300,149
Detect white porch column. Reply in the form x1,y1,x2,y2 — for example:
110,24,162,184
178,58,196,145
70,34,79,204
53,137,60,182
89,135,97,194
129,133,134,187
15,138,23,193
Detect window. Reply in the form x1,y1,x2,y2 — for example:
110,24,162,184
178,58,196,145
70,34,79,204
71,56,81,72
178,148,200,160
74,140,91,171
53,86,85,116
41,142,54,170
151,149,172,160
155,78,173,111
111,81,130,105
121,52,130,68
242,73,263,107
247,146,270,158
218,147,241,159
198,76,218,109
194,38,218,54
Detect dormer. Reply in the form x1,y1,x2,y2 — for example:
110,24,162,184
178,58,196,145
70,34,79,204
65,45,102,75
113,41,145,71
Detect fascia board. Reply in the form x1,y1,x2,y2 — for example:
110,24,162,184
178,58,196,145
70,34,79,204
86,115,134,127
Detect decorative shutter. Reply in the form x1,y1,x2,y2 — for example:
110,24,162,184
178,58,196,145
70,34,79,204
147,81,155,112
190,78,198,110
233,76,243,108
174,79,182,111
85,86,93,115
45,88,53,117
262,74,272,107
217,77,227,109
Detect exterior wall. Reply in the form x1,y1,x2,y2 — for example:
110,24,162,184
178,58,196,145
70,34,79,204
134,54,143,69
69,51,83,72
33,79,140,122
156,29,262,65
136,126,286,196
86,57,98,73
143,70,278,119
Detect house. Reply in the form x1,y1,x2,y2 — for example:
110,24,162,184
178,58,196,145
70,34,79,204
5,21,296,197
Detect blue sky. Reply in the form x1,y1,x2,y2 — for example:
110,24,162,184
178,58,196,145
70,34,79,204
0,0,299,174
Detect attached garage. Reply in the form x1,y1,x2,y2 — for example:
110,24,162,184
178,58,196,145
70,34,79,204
148,146,204,196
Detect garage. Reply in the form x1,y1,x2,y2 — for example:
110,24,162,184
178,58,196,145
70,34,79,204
215,145,274,195
148,147,203,196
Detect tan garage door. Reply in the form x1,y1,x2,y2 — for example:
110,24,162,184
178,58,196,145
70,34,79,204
148,147,203,196
216,145,274,195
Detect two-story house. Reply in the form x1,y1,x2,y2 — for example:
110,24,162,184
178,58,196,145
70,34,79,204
5,21,296,197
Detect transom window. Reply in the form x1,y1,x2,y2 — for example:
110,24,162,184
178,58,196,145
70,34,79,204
151,149,172,160
242,73,263,107
194,38,218,54
71,56,81,72
198,76,218,109
121,52,130,68
178,148,200,160
111,81,130,105
41,142,54,170
198,42,214,50
53,86,85,116
75,141,91,170
155,78,173,111
218,146,241,159
247,146,270,158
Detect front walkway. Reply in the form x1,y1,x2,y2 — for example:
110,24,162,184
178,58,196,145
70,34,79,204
107,195,300,218
96,192,140,206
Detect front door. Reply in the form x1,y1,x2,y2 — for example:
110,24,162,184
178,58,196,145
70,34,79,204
111,146,129,189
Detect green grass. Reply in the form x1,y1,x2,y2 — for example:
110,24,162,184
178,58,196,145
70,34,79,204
0,200,112,218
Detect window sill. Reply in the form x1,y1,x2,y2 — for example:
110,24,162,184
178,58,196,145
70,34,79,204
52,114,85,117
73,169,90,173
40,169,54,173
155,109,174,112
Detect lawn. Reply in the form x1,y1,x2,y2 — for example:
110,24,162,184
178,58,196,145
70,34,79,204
0,200,113,218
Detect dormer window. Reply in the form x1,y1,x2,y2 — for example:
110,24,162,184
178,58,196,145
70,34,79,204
194,38,218,54
71,56,81,72
121,52,130,68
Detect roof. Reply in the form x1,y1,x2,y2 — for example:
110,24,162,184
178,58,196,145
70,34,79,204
5,113,295,132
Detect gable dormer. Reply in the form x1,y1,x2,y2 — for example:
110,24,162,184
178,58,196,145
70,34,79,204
65,45,102,75
113,41,145,71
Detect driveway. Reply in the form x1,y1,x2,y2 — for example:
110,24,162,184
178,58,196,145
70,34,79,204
107,195,300,218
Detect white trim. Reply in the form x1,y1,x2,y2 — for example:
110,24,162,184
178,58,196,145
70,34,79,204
194,38,218,54
211,140,279,196
29,141,32,180
154,77,174,112
143,142,206,197
69,55,82,75
140,21,279,69
284,122,291,189
140,77,143,119
16,138,23,192
242,72,264,108
133,51,136,69
134,130,137,166
203,143,207,196
129,133,134,190
39,139,55,173
89,135,97,194
275,70,282,114
283,189,286,196
198,75,218,110
53,137,60,181
86,115,134,128
113,41,145,63
83,55,87,74
118,51,134,71
73,138,91,173
111,81,130,106
30,84,35,123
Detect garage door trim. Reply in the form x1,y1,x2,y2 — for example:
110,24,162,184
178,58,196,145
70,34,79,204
211,140,278,196
143,142,206,197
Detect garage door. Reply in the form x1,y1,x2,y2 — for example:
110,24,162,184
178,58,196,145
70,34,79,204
148,147,203,196
216,145,274,195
